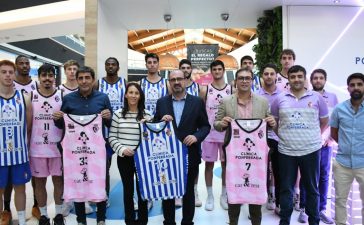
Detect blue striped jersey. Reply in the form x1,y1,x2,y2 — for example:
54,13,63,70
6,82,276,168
98,77,126,112
0,90,28,166
140,77,168,115
186,81,199,97
134,121,188,201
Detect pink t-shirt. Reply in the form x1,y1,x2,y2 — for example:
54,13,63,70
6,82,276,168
225,119,269,204
30,89,62,158
61,114,107,203
205,84,232,142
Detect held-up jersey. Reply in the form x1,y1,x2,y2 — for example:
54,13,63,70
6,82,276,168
134,121,188,201
98,77,126,112
61,114,107,203
13,80,37,94
0,90,28,166
224,119,269,204
205,84,232,142
140,77,168,115
30,89,62,158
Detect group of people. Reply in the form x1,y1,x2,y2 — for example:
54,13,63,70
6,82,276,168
0,49,363,225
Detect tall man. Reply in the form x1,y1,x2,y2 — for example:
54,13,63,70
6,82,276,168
276,49,295,92
154,69,210,225
140,53,169,116
255,63,282,213
29,65,64,225
0,60,32,225
95,57,127,206
214,68,276,225
14,55,37,93
240,55,261,91
12,55,40,220
58,60,80,95
330,73,364,225
178,59,202,207
53,66,112,225
200,60,232,211
270,65,329,225
309,69,338,224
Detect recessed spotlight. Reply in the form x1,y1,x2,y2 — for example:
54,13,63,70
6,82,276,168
333,0,340,3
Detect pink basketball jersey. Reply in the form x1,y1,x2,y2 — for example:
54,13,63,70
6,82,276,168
58,84,78,96
61,114,107,203
30,89,62,157
205,84,232,142
276,73,289,92
224,119,269,205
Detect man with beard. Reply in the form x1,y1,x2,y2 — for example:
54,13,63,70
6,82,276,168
177,59,202,208
270,65,329,225
303,69,337,224
330,73,364,225
154,70,210,225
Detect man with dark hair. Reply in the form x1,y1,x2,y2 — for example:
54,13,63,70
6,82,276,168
139,53,168,116
200,60,232,211
14,55,38,93
276,49,296,92
53,66,112,225
29,64,65,225
255,63,282,214
177,59,202,208
154,69,210,225
330,72,364,225
307,69,338,224
214,67,276,225
271,65,329,225
240,55,261,91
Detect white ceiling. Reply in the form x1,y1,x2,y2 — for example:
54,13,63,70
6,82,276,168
0,0,363,43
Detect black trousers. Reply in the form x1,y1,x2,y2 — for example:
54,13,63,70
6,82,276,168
117,155,148,225
74,201,106,224
268,138,280,207
162,164,199,225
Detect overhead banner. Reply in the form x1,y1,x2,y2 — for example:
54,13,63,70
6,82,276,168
187,44,218,72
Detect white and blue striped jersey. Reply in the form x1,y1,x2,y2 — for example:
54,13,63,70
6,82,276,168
134,121,188,201
186,81,199,97
140,77,168,115
98,77,126,112
0,90,28,166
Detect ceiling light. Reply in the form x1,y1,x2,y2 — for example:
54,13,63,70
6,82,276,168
333,0,340,4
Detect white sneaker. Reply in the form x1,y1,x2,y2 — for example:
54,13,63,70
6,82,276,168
133,196,138,210
62,202,74,217
175,198,182,207
85,202,94,214
147,200,153,211
266,194,276,210
205,195,214,211
195,191,202,207
220,195,228,210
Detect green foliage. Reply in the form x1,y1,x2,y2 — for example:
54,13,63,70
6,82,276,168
253,6,283,75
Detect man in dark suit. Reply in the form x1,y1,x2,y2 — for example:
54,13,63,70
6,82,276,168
154,70,210,225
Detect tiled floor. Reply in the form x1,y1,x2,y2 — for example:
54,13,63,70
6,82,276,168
8,156,333,225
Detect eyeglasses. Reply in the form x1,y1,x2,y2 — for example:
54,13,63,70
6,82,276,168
168,77,185,83
236,76,252,81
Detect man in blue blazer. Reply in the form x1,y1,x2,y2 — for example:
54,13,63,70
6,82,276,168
154,70,210,225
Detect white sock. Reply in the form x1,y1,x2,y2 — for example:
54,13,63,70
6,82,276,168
221,186,227,196
194,184,198,191
206,186,213,197
269,186,275,197
55,204,63,215
39,206,48,217
17,211,26,225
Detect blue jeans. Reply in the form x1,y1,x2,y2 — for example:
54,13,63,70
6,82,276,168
278,150,320,225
